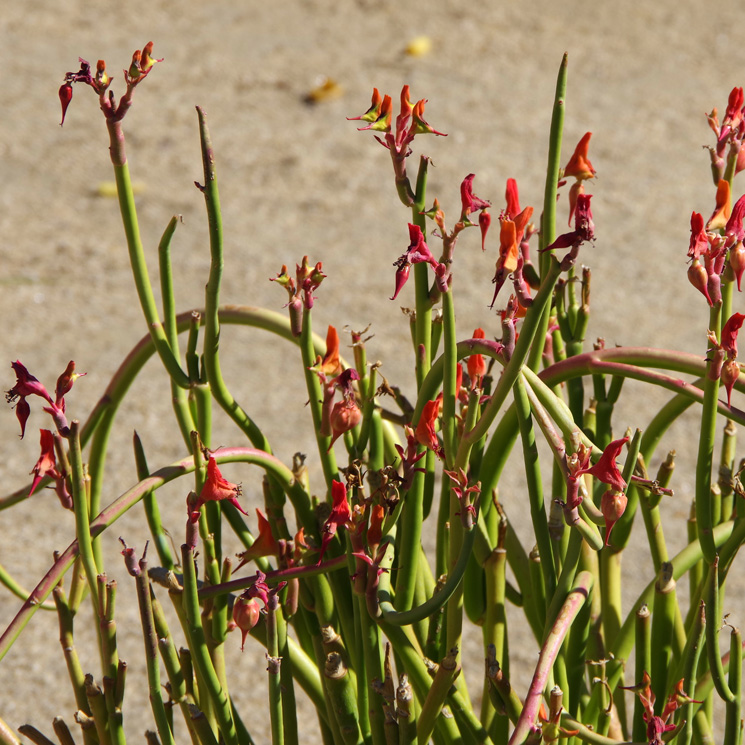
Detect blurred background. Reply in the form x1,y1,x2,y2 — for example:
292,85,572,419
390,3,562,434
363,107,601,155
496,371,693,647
1,1,744,741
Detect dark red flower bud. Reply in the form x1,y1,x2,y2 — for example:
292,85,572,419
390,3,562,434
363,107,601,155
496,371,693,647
479,211,491,251
59,84,73,126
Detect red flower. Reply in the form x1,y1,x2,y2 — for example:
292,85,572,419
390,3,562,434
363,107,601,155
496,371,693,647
505,178,521,219
29,430,59,496
236,508,279,568
725,193,745,244
415,399,444,459
6,361,54,439
191,456,248,522
55,361,85,411
479,210,491,251
320,480,354,557
391,224,440,300
460,174,491,220
688,211,709,260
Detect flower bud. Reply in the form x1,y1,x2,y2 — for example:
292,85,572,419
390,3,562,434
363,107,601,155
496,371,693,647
479,211,491,251
730,241,745,290
600,490,628,546
687,262,713,306
232,596,261,650
328,400,362,450
59,84,73,127
722,358,741,406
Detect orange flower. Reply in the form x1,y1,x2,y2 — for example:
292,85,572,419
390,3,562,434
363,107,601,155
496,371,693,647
562,132,596,181
415,399,444,459
236,509,279,568
314,325,342,377
706,179,732,231
467,329,487,389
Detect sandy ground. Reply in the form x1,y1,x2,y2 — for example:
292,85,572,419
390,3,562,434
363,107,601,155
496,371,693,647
2,1,745,742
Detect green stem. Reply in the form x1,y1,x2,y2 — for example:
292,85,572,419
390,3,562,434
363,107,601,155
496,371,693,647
69,421,99,608
529,52,568,371
180,544,238,745
132,552,176,745
513,375,556,600
111,156,188,388
196,107,270,451
697,310,723,563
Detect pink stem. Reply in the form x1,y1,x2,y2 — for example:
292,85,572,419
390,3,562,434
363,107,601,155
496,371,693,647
508,571,593,745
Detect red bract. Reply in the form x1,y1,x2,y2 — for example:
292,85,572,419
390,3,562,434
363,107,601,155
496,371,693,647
320,480,354,557
721,312,745,356
543,194,595,270
191,456,248,522
586,437,628,492
29,430,58,496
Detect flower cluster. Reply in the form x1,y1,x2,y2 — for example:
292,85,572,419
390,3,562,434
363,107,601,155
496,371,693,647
271,257,326,337
231,570,287,650
688,183,745,304
707,311,745,405
706,86,745,185
58,42,162,126
540,134,597,271
348,85,446,157
5,360,84,440
622,673,698,745
311,326,362,450
491,178,537,309
562,437,629,545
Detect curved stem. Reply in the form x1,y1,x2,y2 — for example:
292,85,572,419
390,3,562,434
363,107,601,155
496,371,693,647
0,446,311,662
